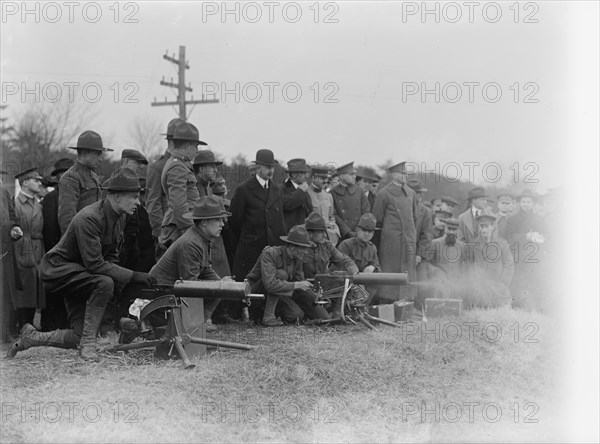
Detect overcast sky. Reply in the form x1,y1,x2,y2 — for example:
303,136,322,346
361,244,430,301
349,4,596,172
0,1,594,189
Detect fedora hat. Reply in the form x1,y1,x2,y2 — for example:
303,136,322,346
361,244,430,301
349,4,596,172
356,168,378,182
183,195,232,220
106,168,142,192
286,158,310,173
15,167,43,181
305,212,327,231
122,149,148,165
193,150,223,166
172,122,207,145
68,130,113,152
280,225,314,248
497,190,515,201
255,149,278,167
161,118,185,139
517,189,537,201
357,213,377,231
50,158,75,176
467,186,487,200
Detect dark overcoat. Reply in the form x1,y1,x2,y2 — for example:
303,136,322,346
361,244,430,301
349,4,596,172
229,177,286,281
281,179,312,232
331,184,370,238
58,161,101,234
41,188,61,252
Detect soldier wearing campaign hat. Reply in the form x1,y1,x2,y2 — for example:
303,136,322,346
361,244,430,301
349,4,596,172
457,186,488,244
158,122,207,255
372,161,418,301
330,162,370,240
58,130,113,234
9,169,157,361
12,167,46,332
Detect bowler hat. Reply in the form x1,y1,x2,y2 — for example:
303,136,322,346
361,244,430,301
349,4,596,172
336,162,356,175
441,196,458,207
286,158,310,173
68,130,113,152
357,213,377,231
280,225,314,248
443,218,460,228
517,189,537,201
121,149,148,165
183,195,232,220
172,122,207,145
467,186,487,200
15,167,43,181
193,150,223,166
106,168,142,192
255,149,278,167
388,162,407,174
161,118,185,139
50,158,75,176
305,212,327,231
407,178,428,193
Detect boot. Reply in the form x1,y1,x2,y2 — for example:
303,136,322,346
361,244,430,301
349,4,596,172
79,304,107,361
261,294,283,326
6,324,78,358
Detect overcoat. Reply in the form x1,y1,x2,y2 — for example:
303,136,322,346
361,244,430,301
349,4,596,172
281,179,313,232
371,182,418,300
306,187,340,245
41,188,61,252
58,161,101,234
331,184,370,238
229,176,286,281
161,154,199,231
13,192,46,309
146,151,171,238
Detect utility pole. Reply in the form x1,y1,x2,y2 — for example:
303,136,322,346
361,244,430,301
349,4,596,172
151,45,218,121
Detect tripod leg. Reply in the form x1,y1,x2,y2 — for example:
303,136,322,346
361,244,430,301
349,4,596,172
189,337,256,351
173,337,196,370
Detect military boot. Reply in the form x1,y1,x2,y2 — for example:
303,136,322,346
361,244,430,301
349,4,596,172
6,324,78,358
79,305,107,361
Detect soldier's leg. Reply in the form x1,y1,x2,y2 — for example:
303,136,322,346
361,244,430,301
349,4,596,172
292,290,329,320
275,295,304,324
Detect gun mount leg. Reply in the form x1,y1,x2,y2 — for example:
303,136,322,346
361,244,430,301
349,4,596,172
189,337,257,351
173,337,195,369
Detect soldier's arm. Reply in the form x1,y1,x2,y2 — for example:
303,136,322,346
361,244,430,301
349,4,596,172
328,243,359,274
176,241,221,281
75,213,134,286
367,245,381,271
145,165,163,238
58,173,80,234
260,249,295,296
166,164,193,231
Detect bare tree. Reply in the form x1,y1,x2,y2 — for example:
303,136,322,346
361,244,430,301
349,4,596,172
127,115,165,162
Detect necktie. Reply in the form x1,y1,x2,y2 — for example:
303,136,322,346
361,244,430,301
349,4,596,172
264,183,268,190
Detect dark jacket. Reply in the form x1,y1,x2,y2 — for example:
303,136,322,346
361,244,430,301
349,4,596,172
161,154,199,231
281,179,312,232
146,151,171,238
302,240,358,278
338,237,380,272
42,188,61,252
58,160,102,234
245,245,303,297
331,184,370,238
229,176,286,281
39,199,133,286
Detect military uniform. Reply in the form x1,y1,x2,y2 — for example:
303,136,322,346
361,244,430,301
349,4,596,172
302,240,358,278
338,237,380,272
58,161,101,234
246,245,328,323
159,155,199,249
146,151,171,239
306,186,340,245
331,184,370,239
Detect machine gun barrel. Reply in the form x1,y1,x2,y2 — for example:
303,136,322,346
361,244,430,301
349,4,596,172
313,272,408,286
172,280,263,300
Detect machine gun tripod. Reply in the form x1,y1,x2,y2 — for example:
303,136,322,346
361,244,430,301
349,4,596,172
107,280,263,369
306,272,410,330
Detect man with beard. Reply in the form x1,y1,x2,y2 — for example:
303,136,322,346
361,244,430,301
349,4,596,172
58,131,113,234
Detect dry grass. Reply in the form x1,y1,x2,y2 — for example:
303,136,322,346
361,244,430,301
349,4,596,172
0,307,563,443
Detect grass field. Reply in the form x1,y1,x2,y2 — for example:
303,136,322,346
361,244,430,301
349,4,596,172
0,307,563,443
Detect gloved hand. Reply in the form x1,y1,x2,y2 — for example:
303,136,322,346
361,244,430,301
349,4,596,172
130,271,157,288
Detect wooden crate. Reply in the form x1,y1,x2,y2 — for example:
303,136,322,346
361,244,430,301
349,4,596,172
424,298,462,318
368,301,414,322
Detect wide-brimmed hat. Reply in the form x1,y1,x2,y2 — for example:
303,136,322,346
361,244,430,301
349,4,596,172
305,212,327,231
122,149,148,165
193,150,223,166
183,195,231,220
467,186,487,200
68,130,113,152
15,167,43,181
106,168,143,192
161,118,185,140
172,122,207,145
50,158,75,176
286,158,310,173
517,189,537,202
357,213,377,231
280,225,314,248
255,149,279,167
336,162,356,175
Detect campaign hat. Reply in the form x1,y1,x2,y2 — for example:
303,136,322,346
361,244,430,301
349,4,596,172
304,212,327,231
183,195,232,220
68,130,113,152
280,225,314,248
193,150,223,166
357,213,377,231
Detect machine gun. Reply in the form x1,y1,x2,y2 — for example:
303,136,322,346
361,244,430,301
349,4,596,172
308,272,409,329
108,280,263,369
